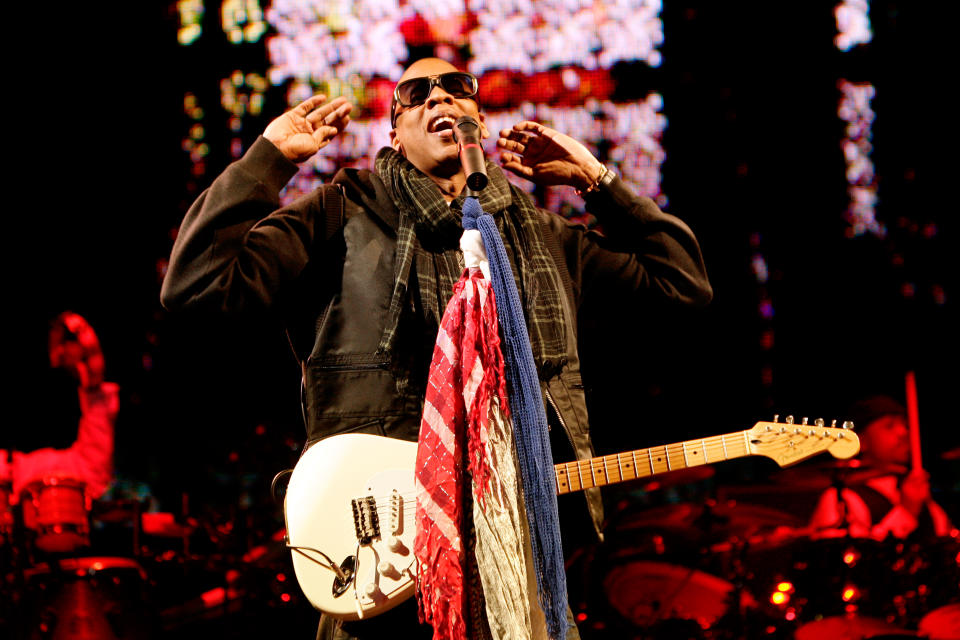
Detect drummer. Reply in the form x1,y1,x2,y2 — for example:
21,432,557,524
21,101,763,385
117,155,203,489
1,312,118,504
808,396,952,540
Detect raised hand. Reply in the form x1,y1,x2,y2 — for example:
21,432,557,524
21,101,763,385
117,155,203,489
497,121,604,191
263,94,353,163
900,469,931,518
49,312,104,391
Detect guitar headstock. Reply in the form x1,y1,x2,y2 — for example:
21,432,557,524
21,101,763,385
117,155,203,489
747,415,860,468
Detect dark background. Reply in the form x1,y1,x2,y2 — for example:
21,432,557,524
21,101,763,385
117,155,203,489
5,0,955,635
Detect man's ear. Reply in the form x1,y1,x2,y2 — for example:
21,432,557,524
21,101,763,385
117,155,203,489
389,128,403,153
479,112,490,140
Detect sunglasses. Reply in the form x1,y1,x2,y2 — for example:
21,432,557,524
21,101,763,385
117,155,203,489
391,72,479,127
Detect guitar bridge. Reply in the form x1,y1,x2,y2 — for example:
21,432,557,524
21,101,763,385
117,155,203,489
351,496,380,544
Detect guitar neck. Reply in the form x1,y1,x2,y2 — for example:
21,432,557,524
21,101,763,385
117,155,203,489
555,430,753,495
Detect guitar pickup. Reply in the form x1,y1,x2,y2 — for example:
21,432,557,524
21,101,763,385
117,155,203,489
390,490,402,535
351,496,380,544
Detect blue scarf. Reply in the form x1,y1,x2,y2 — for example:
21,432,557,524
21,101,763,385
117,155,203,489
462,196,569,640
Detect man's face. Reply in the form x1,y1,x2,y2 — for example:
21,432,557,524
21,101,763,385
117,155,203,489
860,414,910,466
389,58,488,177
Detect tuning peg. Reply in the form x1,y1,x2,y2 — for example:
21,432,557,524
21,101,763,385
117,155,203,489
831,419,838,428
785,415,795,424
815,418,825,427
842,420,854,430
773,414,780,423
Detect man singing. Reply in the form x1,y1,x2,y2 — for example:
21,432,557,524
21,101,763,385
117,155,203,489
162,57,712,640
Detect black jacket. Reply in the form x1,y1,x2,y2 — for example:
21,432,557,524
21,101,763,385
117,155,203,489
161,136,712,537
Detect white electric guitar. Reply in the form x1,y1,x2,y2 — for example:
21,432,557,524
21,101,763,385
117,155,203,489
284,416,859,620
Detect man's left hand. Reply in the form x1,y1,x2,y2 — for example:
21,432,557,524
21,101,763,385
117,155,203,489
497,121,604,191
49,312,104,391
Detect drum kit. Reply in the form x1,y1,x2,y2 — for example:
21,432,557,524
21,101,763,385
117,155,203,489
571,460,960,640
0,475,157,639
1,473,306,639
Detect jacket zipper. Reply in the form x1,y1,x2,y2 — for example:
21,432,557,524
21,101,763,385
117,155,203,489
314,361,390,372
544,386,579,456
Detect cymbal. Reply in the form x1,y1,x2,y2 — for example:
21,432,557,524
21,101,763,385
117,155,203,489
772,461,907,490
794,614,913,640
610,500,803,542
635,466,715,491
141,512,195,538
92,499,144,523
919,603,960,639
942,446,960,461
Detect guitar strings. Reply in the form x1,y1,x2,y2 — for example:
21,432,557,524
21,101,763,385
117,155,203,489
356,432,845,504
370,433,832,515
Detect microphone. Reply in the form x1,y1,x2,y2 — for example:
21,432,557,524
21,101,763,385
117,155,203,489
454,115,488,191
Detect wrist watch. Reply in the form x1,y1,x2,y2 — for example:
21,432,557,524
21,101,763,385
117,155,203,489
576,164,616,196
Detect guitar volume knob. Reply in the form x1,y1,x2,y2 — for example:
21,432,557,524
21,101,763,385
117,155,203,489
378,561,400,579
387,536,405,553
363,582,380,598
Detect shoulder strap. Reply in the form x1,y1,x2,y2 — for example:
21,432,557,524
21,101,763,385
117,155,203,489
319,183,346,241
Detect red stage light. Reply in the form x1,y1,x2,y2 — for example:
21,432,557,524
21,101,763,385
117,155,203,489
842,585,860,602
843,548,860,566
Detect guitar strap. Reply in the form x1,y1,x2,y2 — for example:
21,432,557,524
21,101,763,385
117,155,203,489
320,183,346,240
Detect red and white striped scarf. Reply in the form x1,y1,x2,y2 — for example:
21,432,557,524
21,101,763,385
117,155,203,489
414,268,506,638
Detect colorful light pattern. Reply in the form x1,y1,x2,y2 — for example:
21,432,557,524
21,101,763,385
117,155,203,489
222,0,268,44
221,71,269,158
834,0,872,52
177,0,205,45
182,92,209,178
838,80,881,238
261,0,666,213
465,0,664,74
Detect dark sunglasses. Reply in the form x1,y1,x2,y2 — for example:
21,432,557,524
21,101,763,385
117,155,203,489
391,72,479,127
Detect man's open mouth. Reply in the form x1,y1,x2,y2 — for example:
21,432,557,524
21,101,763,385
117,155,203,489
428,115,457,137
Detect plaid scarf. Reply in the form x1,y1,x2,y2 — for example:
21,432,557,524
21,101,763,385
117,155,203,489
373,148,566,371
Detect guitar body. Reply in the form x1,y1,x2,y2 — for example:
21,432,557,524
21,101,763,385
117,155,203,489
284,434,418,620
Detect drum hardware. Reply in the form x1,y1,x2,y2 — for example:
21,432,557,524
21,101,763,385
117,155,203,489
20,477,91,556
1,481,14,545
572,500,807,638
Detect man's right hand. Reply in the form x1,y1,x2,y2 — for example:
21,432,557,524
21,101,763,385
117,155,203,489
900,469,931,518
263,94,353,163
